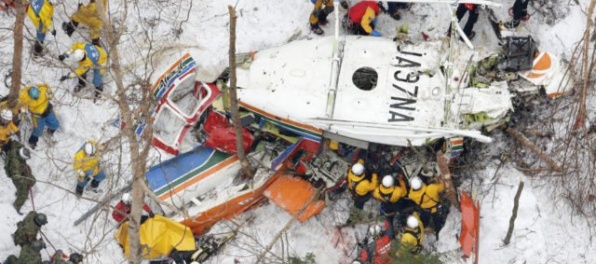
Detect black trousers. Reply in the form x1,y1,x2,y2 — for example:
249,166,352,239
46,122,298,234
512,0,530,20
448,4,478,38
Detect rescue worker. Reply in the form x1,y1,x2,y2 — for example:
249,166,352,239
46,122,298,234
372,174,407,238
5,239,45,264
309,0,336,35
12,211,47,246
447,4,478,40
4,141,35,214
19,84,59,150
407,174,447,239
346,161,378,224
399,213,424,255
59,41,107,100
26,0,56,57
0,109,19,152
62,0,108,45
345,1,382,36
0,98,23,127
112,192,154,224
505,0,530,28
50,250,83,264
74,140,105,196
379,1,409,20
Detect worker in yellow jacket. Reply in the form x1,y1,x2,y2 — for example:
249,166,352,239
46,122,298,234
74,140,105,196
58,42,107,100
0,109,19,152
408,173,448,239
19,85,60,149
373,174,407,238
346,160,378,224
62,0,108,46
26,0,56,57
399,212,424,255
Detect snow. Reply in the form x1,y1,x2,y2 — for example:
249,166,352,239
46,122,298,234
0,0,594,263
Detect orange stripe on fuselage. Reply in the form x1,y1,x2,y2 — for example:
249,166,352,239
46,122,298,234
152,53,192,91
158,155,239,200
239,101,322,134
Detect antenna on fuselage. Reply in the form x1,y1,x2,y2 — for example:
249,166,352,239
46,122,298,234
325,0,346,118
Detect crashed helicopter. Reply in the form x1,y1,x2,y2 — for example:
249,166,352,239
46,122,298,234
112,0,573,261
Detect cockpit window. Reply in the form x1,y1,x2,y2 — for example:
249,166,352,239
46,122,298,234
352,67,378,91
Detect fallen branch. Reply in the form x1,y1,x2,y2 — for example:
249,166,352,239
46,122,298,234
503,178,524,245
437,150,460,211
503,127,562,172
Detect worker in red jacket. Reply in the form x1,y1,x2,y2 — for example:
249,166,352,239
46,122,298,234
112,193,154,224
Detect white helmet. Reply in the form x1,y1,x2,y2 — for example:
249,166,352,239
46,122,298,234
84,142,96,156
48,0,56,4
368,224,382,237
352,261,363,264
19,148,31,160
1,109,12,121
410,176,422,190
381,175,394,188
407,215,419,229
71,49,85,61
121,193,132,205
351,163,365,176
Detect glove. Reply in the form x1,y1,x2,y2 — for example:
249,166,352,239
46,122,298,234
77,170,86,181
149,211,155,218
60,75,69,82
58,54,66,61
51,29,57,36
370,30,382,37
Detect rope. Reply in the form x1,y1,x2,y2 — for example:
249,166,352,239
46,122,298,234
27,166,58,258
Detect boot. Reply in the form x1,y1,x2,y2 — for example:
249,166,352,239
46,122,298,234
28,135,38,150
75,185,84,197
62,21,78,37
12,202,22,215
91,38,101,46
93,86,103,103
74,83,84,93
310,23,324,35
318,17,328,26
91,179,100,188
33,41,44,57
48,129,56,136
390,11,401,21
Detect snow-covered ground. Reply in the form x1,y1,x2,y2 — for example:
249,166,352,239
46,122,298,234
0,0,594,263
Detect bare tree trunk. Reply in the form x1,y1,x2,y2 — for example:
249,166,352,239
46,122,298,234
9,0,26,106
573,0,596,131
96,2,149,263
503,127,561,171
228,5,254,179
503,178,524,245
437,151,460,210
